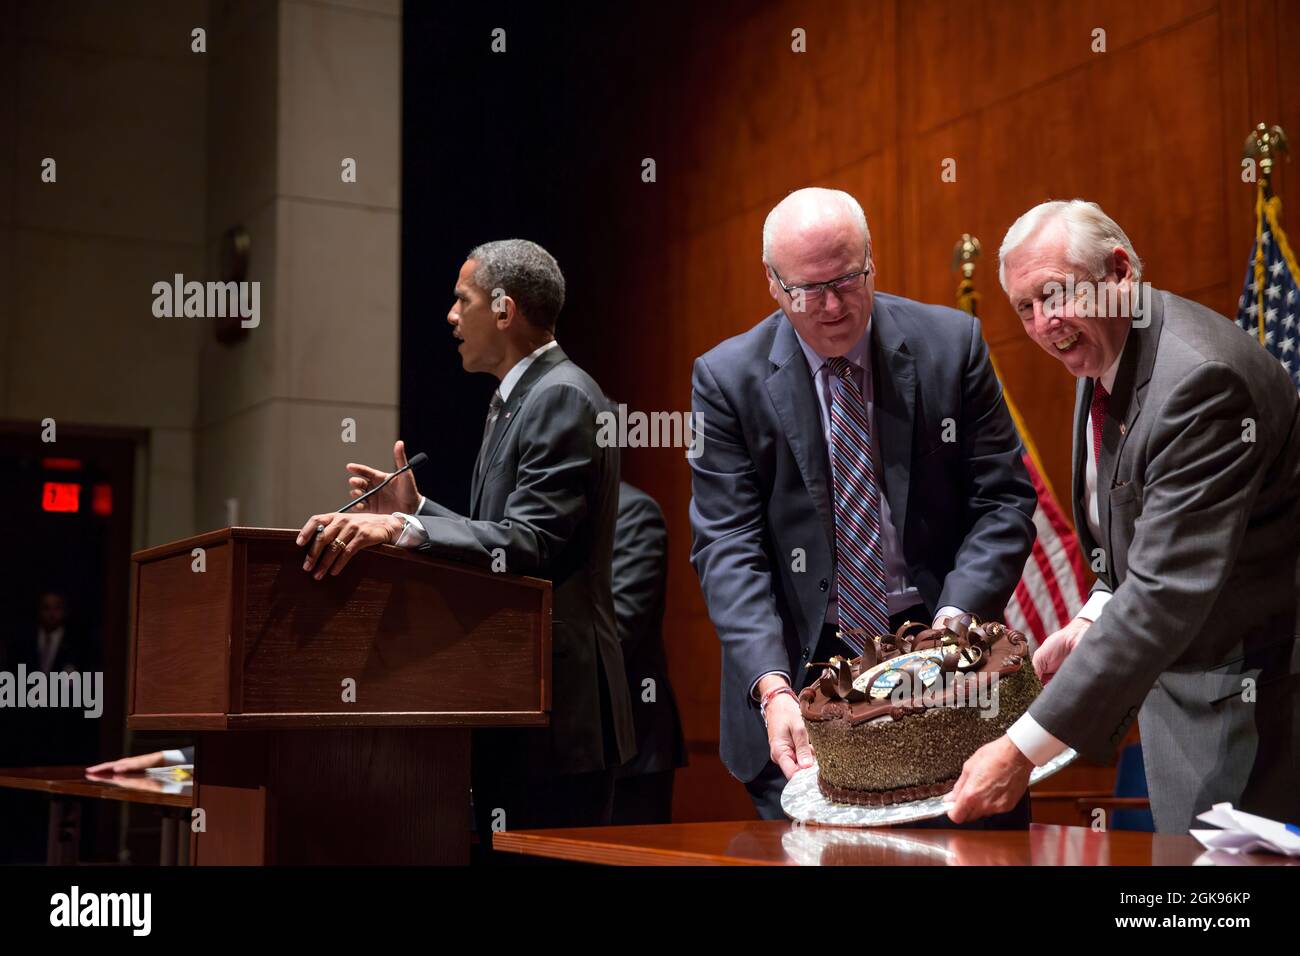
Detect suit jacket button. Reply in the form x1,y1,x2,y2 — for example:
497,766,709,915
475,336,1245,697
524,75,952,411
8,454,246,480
801,648,810,660
819,579,829,592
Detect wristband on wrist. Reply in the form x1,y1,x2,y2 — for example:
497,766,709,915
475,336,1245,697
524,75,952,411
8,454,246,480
759,685,797,725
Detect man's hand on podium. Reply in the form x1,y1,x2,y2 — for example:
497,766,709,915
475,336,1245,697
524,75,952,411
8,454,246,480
346,439,422,515
87,752,167,776
297,512,405,580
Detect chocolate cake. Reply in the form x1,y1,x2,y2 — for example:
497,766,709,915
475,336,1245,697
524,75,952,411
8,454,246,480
798,615,1041,807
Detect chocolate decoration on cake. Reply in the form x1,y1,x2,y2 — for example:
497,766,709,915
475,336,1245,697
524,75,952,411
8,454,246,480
810,656,854,700
956,644,983,670
798,617,1042,808
893,620,928,654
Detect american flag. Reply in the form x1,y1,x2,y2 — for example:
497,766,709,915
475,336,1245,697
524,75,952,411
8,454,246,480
1235,195,1300,392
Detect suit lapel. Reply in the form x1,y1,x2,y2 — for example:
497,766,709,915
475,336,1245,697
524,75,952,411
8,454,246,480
765,316,835,552
1097,290,1163,576
470,344,568,515
869,297,916,539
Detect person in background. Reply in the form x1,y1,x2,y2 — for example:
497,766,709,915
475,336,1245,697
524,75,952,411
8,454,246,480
28,591,86,675
610,480,686,824
27,591,96,765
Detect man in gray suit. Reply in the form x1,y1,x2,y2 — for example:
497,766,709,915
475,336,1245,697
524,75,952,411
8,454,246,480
297,239,636,836
689,188,1037,819
948,200,1300,832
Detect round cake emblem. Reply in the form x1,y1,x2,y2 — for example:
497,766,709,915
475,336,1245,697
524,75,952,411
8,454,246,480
853,649,945,699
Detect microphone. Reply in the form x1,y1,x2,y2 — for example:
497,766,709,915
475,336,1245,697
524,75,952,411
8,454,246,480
302,451,430,551
338,451,429,515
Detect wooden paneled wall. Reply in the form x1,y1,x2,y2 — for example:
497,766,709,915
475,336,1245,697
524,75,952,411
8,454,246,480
603,0,1300,821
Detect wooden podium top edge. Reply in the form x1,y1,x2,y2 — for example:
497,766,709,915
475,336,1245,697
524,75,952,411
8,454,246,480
130,526,550,590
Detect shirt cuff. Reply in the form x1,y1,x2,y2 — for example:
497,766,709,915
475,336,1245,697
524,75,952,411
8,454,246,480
393,513,429,549
1071,590,1112,629
416,494,427,513
933,606,963,627
1077,589,1111,623
750,670,792,701
160,749,190,766
1006,713,1069,767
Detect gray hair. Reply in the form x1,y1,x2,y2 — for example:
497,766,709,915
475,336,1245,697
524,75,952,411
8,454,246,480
467,238,566,331
998,199,1143,290
762,188,871,263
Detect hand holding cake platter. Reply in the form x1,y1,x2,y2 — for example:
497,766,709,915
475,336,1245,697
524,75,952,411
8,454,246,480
784,614,1075,826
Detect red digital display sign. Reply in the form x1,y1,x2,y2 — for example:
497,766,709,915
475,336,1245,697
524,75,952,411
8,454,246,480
42,482,81,513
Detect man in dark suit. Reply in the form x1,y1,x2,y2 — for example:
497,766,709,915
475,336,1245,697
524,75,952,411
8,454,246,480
688,188,1037,819
297,239,636,838
20,591,96,765
949,200,1300,832
24,592,89,675
610,480,687,825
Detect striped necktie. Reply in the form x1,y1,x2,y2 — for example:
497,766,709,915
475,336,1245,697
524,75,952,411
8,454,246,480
826,356,891,655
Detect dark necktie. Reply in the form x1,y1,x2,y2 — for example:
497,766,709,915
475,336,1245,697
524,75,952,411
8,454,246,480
477,390,504,476
1090,380,1109,467
825,356,890,655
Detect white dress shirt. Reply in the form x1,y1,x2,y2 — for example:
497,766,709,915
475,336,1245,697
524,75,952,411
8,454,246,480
393,340,560,549
1006,349,1124,765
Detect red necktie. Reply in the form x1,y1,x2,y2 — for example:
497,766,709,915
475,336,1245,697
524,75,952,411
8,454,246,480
1090,380,1109,467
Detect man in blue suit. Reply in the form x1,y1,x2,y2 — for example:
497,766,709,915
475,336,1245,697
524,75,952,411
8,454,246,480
688,188,1036,819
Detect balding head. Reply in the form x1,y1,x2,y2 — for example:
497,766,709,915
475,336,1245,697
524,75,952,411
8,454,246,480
762,188,870,268
761,188,875,357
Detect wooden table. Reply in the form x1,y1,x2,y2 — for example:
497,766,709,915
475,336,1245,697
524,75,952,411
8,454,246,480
494,821,1291,866
0,766,194,865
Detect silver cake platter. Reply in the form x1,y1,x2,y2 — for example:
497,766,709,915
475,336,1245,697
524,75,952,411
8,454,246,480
781,748,1078,827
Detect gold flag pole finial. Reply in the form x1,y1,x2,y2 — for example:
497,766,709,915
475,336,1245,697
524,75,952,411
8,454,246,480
1245,123,1289,198
1245,125,1291,345
952,233,982,316
951,233,981,278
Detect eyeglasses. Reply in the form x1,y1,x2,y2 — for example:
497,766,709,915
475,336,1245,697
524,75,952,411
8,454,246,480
769,256,872,301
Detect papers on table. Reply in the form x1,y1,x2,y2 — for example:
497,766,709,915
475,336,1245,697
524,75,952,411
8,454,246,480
1191,803,1300,858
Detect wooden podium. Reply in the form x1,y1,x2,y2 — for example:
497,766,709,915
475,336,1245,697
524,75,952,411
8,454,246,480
127,527,551,865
